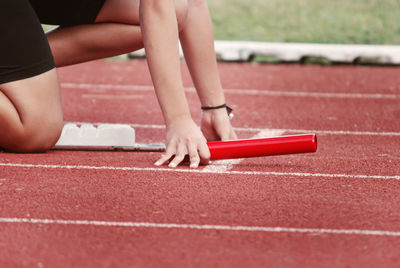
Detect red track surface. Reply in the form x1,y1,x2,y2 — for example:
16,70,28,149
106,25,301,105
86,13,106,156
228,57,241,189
1,60,400,267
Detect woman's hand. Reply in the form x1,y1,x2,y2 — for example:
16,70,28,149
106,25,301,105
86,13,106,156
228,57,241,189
154,116,210,168
200,108,237,142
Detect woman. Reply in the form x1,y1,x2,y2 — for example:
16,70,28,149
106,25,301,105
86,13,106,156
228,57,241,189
0,0,236,168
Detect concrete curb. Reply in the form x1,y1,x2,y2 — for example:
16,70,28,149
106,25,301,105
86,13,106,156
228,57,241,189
129,41,400,64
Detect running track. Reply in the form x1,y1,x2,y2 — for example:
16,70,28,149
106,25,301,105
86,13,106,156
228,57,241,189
1,60,400,267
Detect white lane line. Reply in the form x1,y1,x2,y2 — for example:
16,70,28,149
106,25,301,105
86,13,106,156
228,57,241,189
201,157,243,173
1,217,400,237
202,129,285,173
70,122,400,137
127,123,400,137
1,163,399,181
130,123,165,129
234,128,400,137
61,83,399,100
226,88,399,100
61,83,155,91
81,94,144,100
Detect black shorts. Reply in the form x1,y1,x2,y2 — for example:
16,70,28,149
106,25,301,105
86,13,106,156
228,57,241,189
0,0,106,84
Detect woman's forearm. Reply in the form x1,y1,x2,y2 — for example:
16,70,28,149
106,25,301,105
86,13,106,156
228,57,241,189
139,0,190,125
179,0,226,107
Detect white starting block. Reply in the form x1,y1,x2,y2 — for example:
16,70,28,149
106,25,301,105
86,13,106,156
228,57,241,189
54,123,165,151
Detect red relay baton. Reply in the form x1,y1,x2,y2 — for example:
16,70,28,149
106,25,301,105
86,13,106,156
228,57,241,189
207,134,317,160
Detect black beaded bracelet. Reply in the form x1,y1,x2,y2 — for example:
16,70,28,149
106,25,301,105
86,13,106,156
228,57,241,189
201,104,233,118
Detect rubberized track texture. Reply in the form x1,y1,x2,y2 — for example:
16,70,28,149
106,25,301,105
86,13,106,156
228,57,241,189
1,59,400,267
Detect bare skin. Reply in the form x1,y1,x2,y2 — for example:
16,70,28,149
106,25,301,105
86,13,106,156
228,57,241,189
0,70,63,152
0,0,236,167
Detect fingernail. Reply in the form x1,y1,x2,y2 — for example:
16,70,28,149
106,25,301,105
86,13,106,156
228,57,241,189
169,163,177,168
154,161,162,166
190,164,198,169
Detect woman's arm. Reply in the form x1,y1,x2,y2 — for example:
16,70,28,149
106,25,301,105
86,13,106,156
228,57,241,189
179,0,237,142
139,0,210,168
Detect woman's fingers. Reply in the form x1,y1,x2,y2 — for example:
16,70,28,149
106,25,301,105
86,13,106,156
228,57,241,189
154,117,214,168
154,140,176,166
201,109,237,142
220,125,237,141
198,140,211,166
168,138,210,168
154,137,209,168
215,114,237,141
218,126,232,141
187,142,201,168
230,128,238,140
168,142,187,168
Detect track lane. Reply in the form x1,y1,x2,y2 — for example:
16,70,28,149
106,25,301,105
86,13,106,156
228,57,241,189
60,83,400,133
1,59,400,267
1,131,399,176
1,167,400,231
58,60,400,95
2,223,400,267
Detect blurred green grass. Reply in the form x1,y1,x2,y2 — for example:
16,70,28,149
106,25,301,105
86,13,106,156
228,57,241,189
208,0,400,44
43,0,400,45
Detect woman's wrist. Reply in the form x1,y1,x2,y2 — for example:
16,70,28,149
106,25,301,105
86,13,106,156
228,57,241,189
164,111,192,127
201,103,233,118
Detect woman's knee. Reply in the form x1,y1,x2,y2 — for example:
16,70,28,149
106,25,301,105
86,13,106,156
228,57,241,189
0,69,63,152
0,70,64,153
26,116,63,152
10,115,63,153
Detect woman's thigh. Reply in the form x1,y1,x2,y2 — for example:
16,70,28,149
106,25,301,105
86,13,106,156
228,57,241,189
0,69,62,127
95,0,188,26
